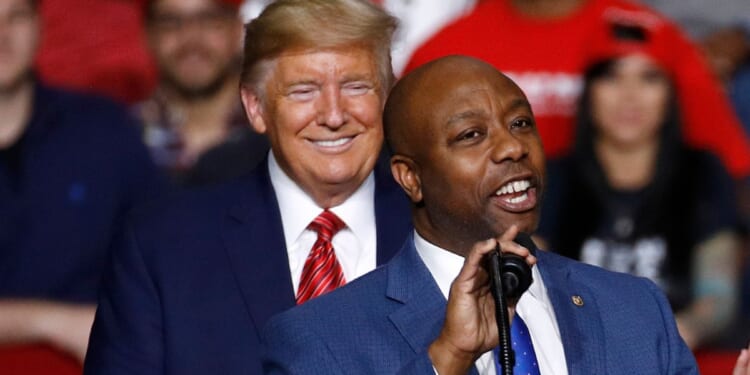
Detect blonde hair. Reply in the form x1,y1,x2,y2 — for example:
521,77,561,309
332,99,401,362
241,0,397,96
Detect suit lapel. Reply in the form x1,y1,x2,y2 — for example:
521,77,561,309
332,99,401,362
373,157,412,265
222,155,411,336
537,251,606,374
385,237,479,375
222,164,296,335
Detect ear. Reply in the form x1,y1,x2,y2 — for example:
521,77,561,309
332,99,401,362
240,85,267,134
390,155,422,204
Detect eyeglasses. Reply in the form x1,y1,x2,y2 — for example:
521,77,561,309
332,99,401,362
149,9,236,33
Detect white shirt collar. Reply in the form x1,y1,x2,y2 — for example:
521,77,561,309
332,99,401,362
268,152,376,251
413,230,566,375
413,230,547,304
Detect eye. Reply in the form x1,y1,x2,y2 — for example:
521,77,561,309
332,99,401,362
511,118,534,130
456,128,485,142
286,85,317,101
342,82,372,96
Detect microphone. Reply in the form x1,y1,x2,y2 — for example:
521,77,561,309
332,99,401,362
486,232,535,375
500,233,535,299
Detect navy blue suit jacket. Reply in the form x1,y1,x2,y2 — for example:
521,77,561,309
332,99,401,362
262,234,699,374
84,159,412,374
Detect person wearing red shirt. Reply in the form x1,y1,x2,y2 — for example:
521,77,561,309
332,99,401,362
405,0,750,179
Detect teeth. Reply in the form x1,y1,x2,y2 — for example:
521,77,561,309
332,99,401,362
506,192,529,204
314,137,352,147
495,179,530,196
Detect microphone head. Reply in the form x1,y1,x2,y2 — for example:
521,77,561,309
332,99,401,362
501,255,532,299
500,232,535,299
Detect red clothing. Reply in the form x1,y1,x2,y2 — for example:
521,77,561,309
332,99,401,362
35,0,157,104
405,0,750,178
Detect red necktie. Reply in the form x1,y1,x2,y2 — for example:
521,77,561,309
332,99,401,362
296,210,347,304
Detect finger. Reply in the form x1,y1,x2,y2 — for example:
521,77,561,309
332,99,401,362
466,238,499,269
734,347,750,375
497,241,537,265
498,224,519,242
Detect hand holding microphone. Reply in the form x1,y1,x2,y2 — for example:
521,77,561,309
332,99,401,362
487,232,536,375
428,225,536,375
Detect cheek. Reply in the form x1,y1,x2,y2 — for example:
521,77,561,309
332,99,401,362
206,32,240,56
346,95,384,128
642,86,670,123
269,101,316,136
154,37,180,59
590,87,617,124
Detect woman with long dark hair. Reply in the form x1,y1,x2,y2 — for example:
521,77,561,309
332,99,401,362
538,22,742,349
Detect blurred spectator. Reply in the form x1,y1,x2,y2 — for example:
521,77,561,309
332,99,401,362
0,0,163,364
641,0,749,82
537,19,742,349
138,0,268,187
240,0,477,76
35,0,157,104
404,0,750,180
380,0,476,75
642,0,750,139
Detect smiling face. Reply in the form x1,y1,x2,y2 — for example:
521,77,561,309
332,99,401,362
388,57,546,254
242,46,385,207
147,0,242,98
589,54,670,149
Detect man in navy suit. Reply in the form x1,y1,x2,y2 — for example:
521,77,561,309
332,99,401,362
83,1,410,374
261,56,699,374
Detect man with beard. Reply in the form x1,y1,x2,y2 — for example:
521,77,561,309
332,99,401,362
0,0,162,367
261,56,697,374
139,0,269,187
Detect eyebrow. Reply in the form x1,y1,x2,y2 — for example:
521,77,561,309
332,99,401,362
444,98,532,128
445,110,487,128
506,98,533,113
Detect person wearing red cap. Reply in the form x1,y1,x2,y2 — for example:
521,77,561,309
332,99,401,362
404,0,750,181
536,19,743,350
136,0,269,187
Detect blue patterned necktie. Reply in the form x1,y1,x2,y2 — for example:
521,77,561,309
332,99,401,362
494,314,541,375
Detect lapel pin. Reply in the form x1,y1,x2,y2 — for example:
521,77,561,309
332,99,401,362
572,295,584,307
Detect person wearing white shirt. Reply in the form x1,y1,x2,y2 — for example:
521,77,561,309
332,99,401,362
84,1,411,374
261,55,698,374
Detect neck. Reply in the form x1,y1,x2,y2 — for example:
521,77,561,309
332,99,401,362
160,75,240,160
162,75,239,132
0,78,34,149
308,183,360,210
595,137,659,190
510,0,586,19
413,214,480,259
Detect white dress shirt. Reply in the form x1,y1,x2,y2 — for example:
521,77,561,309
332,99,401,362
268,153,377,295
414,231,568,375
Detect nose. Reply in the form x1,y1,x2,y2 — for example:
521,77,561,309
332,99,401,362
489,127,527,163
317,86,347,128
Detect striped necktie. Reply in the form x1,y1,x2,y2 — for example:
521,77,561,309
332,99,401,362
296,210,347,304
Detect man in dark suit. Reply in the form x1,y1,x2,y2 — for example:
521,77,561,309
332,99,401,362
83,1,410,374
261,56,699,374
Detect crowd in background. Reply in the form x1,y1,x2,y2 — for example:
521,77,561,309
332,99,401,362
1,0,749,372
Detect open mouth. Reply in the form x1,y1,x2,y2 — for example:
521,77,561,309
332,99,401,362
493,178,537,211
